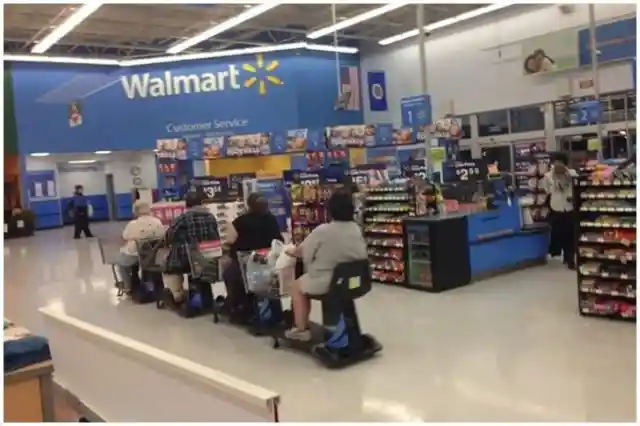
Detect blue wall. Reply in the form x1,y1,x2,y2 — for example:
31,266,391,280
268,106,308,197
12,50,363,155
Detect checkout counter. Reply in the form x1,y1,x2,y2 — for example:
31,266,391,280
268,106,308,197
402,192,549,293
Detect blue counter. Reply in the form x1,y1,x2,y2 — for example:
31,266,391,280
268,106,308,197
403,200,549,292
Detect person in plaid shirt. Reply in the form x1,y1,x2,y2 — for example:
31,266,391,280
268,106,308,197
162,191,219,305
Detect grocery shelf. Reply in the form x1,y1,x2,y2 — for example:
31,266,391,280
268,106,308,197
574,167,637,323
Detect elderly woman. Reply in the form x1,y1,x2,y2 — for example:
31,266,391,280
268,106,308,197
115,200,166,293
285,190,368,341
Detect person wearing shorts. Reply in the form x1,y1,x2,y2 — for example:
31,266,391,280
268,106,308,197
285,190,367,341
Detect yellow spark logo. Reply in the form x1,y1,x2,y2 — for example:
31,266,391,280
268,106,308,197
242,54,283,96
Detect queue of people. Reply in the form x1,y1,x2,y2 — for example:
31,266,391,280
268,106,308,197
115,186,368,342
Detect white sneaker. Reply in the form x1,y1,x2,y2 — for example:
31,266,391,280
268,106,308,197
284,327,312,342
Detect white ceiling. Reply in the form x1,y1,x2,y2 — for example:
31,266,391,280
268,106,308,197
4,3,485,58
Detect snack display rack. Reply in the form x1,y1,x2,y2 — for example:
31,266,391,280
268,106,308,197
206,200,245,243
574,163,637,322
513,142,551,227
363,179,418,286
289,172,345,244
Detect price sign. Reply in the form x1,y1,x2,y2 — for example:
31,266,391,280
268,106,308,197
191,177,228,200
293,172,320,185
443,160,487,183
401,160,428,180
350,171,369,185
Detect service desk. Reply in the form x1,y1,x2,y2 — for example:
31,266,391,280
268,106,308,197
403,203,549,292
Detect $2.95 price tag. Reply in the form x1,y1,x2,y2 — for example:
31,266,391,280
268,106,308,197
447,160,485,183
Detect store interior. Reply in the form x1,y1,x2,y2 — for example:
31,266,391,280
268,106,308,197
3,2,637,423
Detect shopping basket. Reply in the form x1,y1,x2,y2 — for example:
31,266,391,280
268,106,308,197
97,236,126,296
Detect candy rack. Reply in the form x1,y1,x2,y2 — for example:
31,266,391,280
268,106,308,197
513,142,551,227
574,164,637,322
363,179,417,286
289,181,344,244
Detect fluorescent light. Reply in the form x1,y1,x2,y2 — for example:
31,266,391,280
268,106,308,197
379,4,512,46
305,44,359,54
94,150,112,154
167,3,282,54
68,160,96,164
31,3,102,54
307,2,409,40
3,54,119,66
4,43,358,68
120,43,355,67
30,152,50,157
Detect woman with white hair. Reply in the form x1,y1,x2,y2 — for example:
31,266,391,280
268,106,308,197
115,200,166,292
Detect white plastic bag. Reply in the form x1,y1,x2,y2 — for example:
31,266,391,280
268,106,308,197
275,244,297,296
245,255,274,294
267,239,284,269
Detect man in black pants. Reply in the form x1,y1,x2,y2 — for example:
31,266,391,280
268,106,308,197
543,153,576,269
67,185,94,239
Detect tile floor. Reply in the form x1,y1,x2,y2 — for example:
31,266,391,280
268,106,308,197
4,223,637,422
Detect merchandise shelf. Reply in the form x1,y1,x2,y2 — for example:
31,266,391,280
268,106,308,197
574,166,637,322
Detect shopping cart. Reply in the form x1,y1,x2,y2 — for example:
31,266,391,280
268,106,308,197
236,250,292,333
136,238,169,307
184,241,223,319
97,236,127,296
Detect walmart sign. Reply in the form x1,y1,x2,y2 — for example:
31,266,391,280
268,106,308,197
120,54,284,99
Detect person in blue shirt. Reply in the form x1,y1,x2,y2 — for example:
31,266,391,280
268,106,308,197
67,185,94,239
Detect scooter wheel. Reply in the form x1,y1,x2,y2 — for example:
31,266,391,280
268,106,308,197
213,313,219,323
272,338,280,349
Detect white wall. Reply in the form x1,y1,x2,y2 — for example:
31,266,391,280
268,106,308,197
360,4,636,125
25,151,158,199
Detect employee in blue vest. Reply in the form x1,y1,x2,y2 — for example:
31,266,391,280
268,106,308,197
67,185,94,239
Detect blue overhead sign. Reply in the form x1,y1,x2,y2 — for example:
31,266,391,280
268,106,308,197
400,94,432,128
578,17,636,66
570,100,603,125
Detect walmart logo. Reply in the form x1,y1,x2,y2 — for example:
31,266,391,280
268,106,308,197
120,54,283,99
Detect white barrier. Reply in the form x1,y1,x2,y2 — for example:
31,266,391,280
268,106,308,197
39,308,280,422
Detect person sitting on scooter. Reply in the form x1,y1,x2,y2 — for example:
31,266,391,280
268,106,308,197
162,190,219,307
285,190,367,341
222,192,283,319
115,200,165,294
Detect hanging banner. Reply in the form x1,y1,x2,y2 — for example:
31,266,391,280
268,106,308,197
226,133,271,156
326,125,375,148
367,71,388,111
570,100,603,125
156,138,187,160
428,117,463,139
202,136,225,159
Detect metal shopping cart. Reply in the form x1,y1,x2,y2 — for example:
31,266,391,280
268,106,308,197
136,238,169,307
97,236,127,296
236,250,292,334
185,241,223,319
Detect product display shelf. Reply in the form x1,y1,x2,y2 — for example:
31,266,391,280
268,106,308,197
514,143,551,227
363,180,416,286
289,181,343,245
574,168,637,322
205,200,245,243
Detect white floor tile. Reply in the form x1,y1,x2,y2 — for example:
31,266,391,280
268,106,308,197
4,223,636,422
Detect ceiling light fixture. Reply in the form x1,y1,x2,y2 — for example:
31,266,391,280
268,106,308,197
30,152,51,157
94,150,112,154
307,2,409,40
68,160,96,164
31,3,102,54
379,4,512,46
4,43,358,68
167,3,282,54
4,54,119,66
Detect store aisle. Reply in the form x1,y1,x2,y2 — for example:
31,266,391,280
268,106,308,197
4,224,636,422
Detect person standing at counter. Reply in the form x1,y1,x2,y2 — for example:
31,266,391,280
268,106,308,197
67,185,94,239
543,153,577,270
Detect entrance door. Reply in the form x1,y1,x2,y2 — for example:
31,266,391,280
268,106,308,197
105,174,117,221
